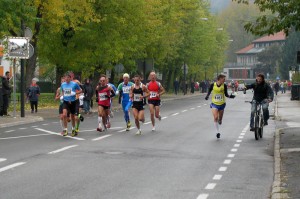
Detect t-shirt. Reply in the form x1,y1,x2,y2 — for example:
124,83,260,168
61,81,81,102
117,82,134,103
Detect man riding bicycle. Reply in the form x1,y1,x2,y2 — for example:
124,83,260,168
244,73,274,131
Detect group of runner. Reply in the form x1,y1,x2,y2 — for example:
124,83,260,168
56,71,165,136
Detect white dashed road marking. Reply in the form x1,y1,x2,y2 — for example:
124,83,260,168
219,167,227,172
4,130,15,133
48,145,78,154
0,134,51,140
197,194,209,199
213,174,222,180
227,154,235,158
0,162,26,173
19,128,27,130
0,158,7,162
231,148,238,152
92,134,112,141
182,110,187,112
223,159,232,164
117,127,136,132
205,183,216,190
35,128,85,140
172,113,179,116
161,116,167,120
234,144,240,147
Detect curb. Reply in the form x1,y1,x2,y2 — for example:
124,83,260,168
0,116,44,128
271,97,289,199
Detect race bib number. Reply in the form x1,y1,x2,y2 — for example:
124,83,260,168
64,88,72,97
122,86,130,94
150,92,157,98
98,93,107,101
214,94,223,102
133,94,142,102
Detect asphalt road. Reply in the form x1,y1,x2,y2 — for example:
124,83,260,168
0,92,275,199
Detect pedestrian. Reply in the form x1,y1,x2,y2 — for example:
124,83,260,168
117,73,134,131
205,74,235,139
0,76,3,116
274,80,279,95
60,71,82,137
96,75,115,132
83,78,93,114
1,72,11,116
190,80,195,94
130,74,148,135
26,78,40,113
4,71,11,108
147,71,165,131
173,78,179,95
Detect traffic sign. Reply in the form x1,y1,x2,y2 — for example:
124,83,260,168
7,37,30,59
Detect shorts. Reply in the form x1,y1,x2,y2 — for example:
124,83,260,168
132,105,144,111
210,103,226,111
62,101,77,115
75,99,80,116
98,104,110,110
148,100,161,107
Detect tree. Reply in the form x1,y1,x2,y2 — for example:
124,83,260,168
234,0,300,36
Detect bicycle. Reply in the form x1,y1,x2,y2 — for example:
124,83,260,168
245,100,264,140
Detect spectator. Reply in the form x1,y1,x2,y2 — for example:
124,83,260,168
27,78,40,113
0,76,3,116
190,80,195,94
83,78,93,114
1,73,11,116
274,80,279,95
173,78,179,95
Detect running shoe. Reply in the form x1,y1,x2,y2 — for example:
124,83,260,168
158,115,162,121
218,120,222,125
136,129,142,135
97,127,103,132
71,129,77,137
106,121,111,129
152,127,155,131
61,130,68,136
127,121,131,128
216,133,221,139
74,128,79,136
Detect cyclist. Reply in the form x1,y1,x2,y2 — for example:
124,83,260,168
96,75,115,132
130,75,149,135
205,74,235,139
147,71,165,131
244,73,274,131
60,72,82,137
117,73,134,131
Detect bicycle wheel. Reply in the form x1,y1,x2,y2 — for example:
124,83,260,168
259,118,264,138
254,115,259,140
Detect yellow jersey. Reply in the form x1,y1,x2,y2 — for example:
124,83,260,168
211,82,226,105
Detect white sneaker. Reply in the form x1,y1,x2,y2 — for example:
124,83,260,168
136,129,142,135
152,127,155,131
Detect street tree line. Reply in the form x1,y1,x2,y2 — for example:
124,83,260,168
0,0,229,91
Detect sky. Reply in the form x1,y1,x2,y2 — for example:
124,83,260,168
210,0,231,13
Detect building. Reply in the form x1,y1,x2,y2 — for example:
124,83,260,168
223,31,286,81
0,45,12,76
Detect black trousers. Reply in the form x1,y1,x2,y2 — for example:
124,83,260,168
2,94,9,115
30,101,38,112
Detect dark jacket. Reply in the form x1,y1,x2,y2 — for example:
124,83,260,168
83,83,93,101
2,76,10,95
246,82,274,102
27,84,40,101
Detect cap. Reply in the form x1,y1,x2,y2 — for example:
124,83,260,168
123,73,129,78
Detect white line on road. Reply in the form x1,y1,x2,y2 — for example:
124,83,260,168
197,194,209,199
234,144,240,148
31,126,38,128
52,122,59,124
172,113,179,116
80,127,122,132
190,108,195,110
35,128,85,140
227,154,235,158
0,158,7,162
0,134,51,140
144,122,151,125
4,130,15,133
236,140,242,143
92,134,112,141
203,104,207,106
48,145,78,154
240,133,245,136
213,174,222,180
42,124,49,126
197,106,201,108
0,162,26,173
19,128,27,130
242,130,247,133
205,183,216,190
231,148,238,152
117,127,136,132
161,117,167,120
223,159,232,164
238,136,244,139
219,167,227,172
182,110,187,112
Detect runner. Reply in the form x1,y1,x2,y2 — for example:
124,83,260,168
106,78,117,128
96,75,115,132
117,73,134,131
55,77,66,134
60,72,82,137
205,74,235,139
130,75,149,135
72,74,84,134
244,73,274,131
147,71,165,131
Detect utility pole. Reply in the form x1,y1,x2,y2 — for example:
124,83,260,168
20,20,25,117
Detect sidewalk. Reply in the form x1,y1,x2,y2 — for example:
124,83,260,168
0,93,202,128
272,92,300,199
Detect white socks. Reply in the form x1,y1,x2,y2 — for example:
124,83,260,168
60,119,64,130
98,116,102,128
214,122,219,133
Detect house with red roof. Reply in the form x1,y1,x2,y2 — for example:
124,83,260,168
223,31,286,81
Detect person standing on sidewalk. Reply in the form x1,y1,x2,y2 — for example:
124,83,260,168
83,78,93,114
173,78,179,95
117,73,134,131
274,80,279,95
244,73,274,131
26,78,40,113
205,74,235,139
1,73,11,116
147,71,165,131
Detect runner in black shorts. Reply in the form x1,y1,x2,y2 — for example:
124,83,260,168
130,75,149,135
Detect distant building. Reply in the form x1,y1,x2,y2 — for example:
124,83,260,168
0,44,12,76
223,31,286,81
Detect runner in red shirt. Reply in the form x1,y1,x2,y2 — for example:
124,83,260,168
96,75,115,132
147,71,165,131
